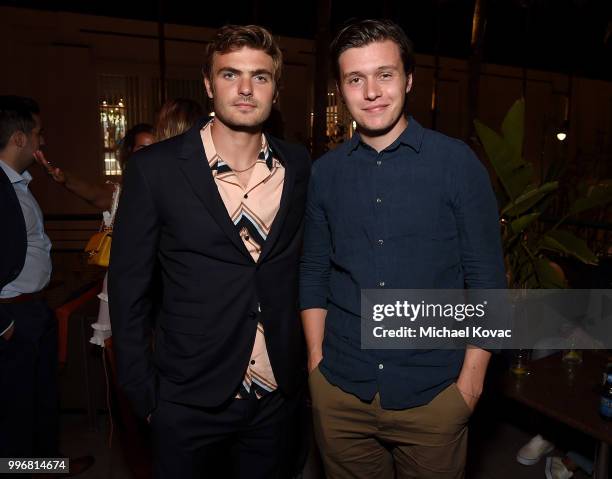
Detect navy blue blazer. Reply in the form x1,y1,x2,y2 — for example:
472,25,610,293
109,119,311,418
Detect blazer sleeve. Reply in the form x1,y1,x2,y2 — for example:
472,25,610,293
108,156,161,419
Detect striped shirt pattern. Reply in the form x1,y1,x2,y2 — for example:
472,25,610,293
201,119,283,398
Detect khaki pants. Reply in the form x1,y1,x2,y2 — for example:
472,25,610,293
309,367,471,479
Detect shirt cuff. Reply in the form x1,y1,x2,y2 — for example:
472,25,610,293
0,320,15,337
299,299,329,311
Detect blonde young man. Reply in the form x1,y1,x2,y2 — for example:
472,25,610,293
110,25,311,479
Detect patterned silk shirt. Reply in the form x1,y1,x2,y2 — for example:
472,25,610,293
201,119,283,398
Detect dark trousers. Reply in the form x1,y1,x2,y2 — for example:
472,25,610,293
0,300,59,458
151,388,304,479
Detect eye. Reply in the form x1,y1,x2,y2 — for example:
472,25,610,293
254,74,269,83
379,72,393,80
222,71,237,80
347,76,362,86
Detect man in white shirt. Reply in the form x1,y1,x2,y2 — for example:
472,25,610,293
0,95,57,459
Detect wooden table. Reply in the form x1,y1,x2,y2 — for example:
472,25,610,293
501,351,611,478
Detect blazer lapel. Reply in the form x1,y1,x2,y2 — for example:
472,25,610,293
257,136,297,264
177,120,252,260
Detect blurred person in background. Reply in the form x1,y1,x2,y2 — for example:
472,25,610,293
35,123,154,211
36,99,204,346
34,122,155,346
0,95,93,475
154,98,203,142
0,95,56,460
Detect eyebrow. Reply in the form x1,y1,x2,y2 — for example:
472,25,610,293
218,67,273,77
342,65,399,79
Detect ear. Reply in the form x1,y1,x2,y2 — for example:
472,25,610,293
204,76,213,99
406,73,413,94
12,131,27,148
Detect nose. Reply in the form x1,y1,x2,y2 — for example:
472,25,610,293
365,79,381,101
239,77,253,97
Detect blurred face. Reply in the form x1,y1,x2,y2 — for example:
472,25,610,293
204,47,276,130
337,40,412,142
20,114,44,168
132,132,154,152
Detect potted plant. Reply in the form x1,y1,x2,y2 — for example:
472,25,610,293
474,99,612,289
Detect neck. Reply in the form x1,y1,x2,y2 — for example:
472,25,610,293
0,152,25,174
210,119,263,169
358,115,409,153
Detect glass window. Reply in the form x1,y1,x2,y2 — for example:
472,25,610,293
100,99,126,176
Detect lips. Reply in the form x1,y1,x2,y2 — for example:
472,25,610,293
363,104,389,113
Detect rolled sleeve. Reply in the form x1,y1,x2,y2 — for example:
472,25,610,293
453,144,508,351
299,162,331,311
453,144,507,289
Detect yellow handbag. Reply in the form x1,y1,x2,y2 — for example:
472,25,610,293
85,229,112,267
84,183,120,268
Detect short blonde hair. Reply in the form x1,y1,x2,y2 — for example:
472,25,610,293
154,98,203,141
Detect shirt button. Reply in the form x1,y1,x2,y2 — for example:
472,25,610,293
244,194,248,199
377,160,382,166
378,363,384,370
379,281,385,287
251,360,256,365
378,239,384,246
244,235,250,241
376,197,382,204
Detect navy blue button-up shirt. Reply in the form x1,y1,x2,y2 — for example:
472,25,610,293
299,118,506,410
